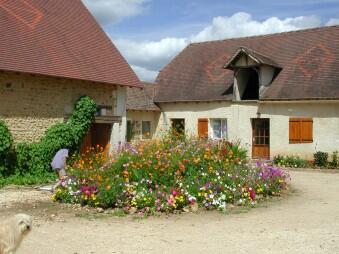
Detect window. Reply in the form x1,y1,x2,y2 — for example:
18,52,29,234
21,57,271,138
289,118,313,143
171,119,185,134
210,119,227,139
142,121,151,139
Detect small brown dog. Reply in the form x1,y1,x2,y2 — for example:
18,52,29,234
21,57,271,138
0,214,32,254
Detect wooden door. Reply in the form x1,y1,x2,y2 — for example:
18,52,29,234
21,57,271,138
198,118,208,138
252,119,270,159
81,123,112,156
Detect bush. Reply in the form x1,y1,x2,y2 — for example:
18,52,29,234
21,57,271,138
313,151,328,167
330,151,338,168
0,120,12,155
53,132,290,215
273,154,311,168
15,96,97,175
0,120,15,176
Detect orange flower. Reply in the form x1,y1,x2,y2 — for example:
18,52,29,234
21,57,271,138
179,162,185,171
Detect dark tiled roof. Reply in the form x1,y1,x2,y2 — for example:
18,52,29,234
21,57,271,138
0,0,140,87
155,26,339,102
127,82,160,111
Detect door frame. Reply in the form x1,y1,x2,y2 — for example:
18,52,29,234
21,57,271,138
251,118,270,159
81,123,112,155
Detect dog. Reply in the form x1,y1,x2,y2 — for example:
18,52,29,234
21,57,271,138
0,214,32,254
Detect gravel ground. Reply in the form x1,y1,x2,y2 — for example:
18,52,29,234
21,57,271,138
1,170,339,254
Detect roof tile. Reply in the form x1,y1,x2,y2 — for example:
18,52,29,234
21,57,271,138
0,0,141,87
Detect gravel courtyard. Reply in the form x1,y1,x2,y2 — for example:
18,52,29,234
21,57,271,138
1,170,338,254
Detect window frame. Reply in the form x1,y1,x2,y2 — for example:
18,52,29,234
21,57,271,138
141,121,151,140
171,118,185,135
210,118,227,140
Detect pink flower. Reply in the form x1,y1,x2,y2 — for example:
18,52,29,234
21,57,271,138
167,195,175,206
171,190,178,196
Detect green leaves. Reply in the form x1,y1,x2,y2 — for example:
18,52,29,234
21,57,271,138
0,120,12,154
7,96,97,179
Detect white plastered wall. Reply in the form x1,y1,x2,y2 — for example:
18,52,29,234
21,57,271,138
157,101,339,159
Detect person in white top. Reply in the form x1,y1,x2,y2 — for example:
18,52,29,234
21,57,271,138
51,149,69,191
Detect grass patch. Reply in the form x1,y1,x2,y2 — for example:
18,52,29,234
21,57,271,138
0,172,55,188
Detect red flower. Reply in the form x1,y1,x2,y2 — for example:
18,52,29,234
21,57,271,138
249,188,256,200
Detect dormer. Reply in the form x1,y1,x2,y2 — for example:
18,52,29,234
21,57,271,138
224,47,281,101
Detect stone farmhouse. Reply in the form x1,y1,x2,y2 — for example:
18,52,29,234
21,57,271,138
128,25,339,160
0,0,141,153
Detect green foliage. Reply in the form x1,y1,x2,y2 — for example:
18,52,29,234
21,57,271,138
273,154,312,168
0,172,55,187
0,120,15,176
313,151,328,167
330,151,338,168
15,96,97,176
0,120,12,154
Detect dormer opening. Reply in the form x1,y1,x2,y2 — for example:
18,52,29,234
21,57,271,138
236,68,259,100
224,46,282,102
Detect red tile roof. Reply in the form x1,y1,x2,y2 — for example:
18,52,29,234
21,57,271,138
155,25,339,102
0,0,140,87
127,82,160,111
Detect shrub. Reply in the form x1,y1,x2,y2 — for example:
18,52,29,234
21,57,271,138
0,120,12,155
330,151,338,168
15,96,97,175
0,120,15,176
313,151,328,167
273,154,311,168
53,132,290,215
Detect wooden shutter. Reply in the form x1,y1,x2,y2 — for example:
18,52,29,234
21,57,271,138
300,118,313,142
198,119,208,138
289,118,313,143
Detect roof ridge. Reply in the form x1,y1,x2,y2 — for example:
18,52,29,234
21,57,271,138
190,25,339,46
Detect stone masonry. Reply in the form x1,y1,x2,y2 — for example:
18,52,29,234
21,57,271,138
0,71,117,143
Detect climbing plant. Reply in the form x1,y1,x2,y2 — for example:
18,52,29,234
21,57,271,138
0,120,14,176
0,120,12,155
15,96,97,175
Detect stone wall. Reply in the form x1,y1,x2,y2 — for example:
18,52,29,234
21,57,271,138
0,71,117,143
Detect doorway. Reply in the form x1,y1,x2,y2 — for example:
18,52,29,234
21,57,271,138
252,118,270,159
81,123,112,155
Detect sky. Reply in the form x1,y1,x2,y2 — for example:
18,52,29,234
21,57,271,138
82,0,339,82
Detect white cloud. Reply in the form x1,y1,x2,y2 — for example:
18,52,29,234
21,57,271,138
191,12,321,42
131,65,159,81
326,18,339,26
112,12,336,81
82,0,148,24
115,37,187,72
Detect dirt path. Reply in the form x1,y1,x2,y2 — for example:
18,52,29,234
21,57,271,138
1,171,339,254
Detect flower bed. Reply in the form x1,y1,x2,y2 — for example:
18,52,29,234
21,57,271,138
53,132,290,214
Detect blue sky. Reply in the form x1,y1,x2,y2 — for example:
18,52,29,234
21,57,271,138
82,0,339,81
